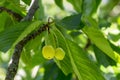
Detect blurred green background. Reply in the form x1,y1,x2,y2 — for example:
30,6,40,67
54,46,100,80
0,0,120,80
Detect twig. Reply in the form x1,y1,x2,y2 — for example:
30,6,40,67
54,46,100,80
0,6,23,21
22,0,39,21
5,0,42,80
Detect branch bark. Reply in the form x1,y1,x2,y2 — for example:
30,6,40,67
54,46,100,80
5,22,51,80
0,6,23,21
5,0,43,80
22,0,39,21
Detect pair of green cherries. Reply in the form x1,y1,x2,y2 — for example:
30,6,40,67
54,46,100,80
42,45,65,60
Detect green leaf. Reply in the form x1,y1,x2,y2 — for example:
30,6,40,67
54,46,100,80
0,21,43,52
81,15,98,27
67,0,82,12
109,41,120,54
93,45,116,66
45,29,57,48
67,39,105,80
93,44,110,67
0,12,8,32
56,71,72,80
83,26,120,63
52,30,73,75
52,27,105,80
6,1,25,17
98,18,111,28
34,0,45,20
54,0,64,9
43,61,72,80
108,33,120,42
0,22,30,52
116,74,120,80
22,0,31,5
0,0,5,5
56,14,84,30
82,0,100,16
9,0,20,4
0,12,15,32
14,21,43,46
21,33,46,68
48,27,73,75
82,16,120,63
95,0,101,9
43,61,58,80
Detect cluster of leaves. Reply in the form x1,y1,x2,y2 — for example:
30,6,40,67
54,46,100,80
0,0,120,80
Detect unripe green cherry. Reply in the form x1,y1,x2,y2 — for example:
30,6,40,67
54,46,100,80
55,48,65,60
42,45,55,59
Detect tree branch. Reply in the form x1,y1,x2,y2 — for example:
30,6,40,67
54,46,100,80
5,22,52,80
0,6,23,21
22,0,39,21
0,0,39,21
5,0,43,80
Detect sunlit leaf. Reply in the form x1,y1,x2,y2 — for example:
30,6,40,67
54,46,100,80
45,27,73,75
45,30,57,48
83,26,120,63
52,27,105,80
67,39,105,80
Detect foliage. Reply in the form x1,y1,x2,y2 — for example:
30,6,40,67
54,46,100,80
0,0,120,80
